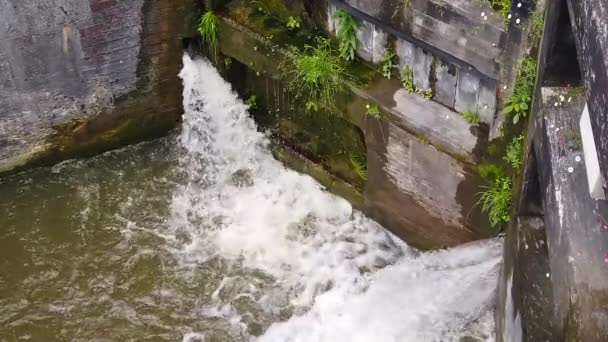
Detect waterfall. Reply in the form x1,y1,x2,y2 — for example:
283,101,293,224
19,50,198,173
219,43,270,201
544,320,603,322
174,54,502,341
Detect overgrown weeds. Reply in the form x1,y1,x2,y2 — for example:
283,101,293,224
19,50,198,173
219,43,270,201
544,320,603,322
502,58,537,124
401,66,415,92
199,11,219,61
489,0,512,20
335,10,360,62
381,51,397,79
479,176,512,227
463,110,481,127
281,38,351,114
504,134,524,170
365,103,382,118
350,155,368,181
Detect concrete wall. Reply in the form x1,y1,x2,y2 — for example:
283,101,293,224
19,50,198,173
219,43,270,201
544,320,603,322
567,0,608,197
0,0,200,174
327,0,501,126
217,10,493,250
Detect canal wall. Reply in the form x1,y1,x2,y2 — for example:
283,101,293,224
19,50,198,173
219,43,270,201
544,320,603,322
0,0,200,174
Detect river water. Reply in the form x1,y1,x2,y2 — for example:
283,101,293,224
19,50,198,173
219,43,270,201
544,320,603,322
0,55,502,341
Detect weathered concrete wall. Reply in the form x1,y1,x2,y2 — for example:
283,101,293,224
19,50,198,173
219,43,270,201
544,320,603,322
327,0,501,126
567,0,608,196
0,0,200,174
216,10,493,250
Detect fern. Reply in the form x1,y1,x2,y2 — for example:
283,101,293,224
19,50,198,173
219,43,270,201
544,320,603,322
335,10,359,62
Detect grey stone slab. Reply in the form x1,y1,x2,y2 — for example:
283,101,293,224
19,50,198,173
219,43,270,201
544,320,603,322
355,20,374,62
532,87,608,340
396,38,432,91
413,47,433,91
365,118,488,249
434,60,457,109
396,38,415,70
391,87,479,163
371,25,388,64
454,69,480,113
477,77,497,125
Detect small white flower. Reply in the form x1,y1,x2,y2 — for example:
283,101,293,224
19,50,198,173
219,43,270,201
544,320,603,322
575,156,581,162
517,3,522,8
503,85,508,90
559,95,565,102
554,102,559,106
508,14,512,19
568,167,574,173
481,12,486,17
568,97,572,102
516,18,521,24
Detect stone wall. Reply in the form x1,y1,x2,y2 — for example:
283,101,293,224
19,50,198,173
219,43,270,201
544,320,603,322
567,0,608,197
216,5,494,250
0,0,200,174
326,0,503,127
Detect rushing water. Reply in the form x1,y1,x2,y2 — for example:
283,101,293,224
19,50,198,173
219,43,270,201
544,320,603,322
0,55,502,341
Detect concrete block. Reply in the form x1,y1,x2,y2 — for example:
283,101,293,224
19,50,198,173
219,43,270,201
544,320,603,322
454,69,480,113
396,38,415,70
413,48,433,90
477,77,497,125
356,20,374,62
434,60,457,108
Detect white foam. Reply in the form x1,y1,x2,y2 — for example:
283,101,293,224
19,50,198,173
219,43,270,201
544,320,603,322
172,54,501,341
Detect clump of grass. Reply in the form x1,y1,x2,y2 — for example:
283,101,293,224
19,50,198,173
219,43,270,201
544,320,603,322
417,88,433,100
401,66,415,92
531,8,545,39
365,103,382,118
463,110,481,126
199,11,219,61
502,58,537,124
489,0,512,20
350,155,368,181
478,163,505,182
381,51,397,79
247,95,258,111
479,175,512,227
335,10,360,62
504,134,524,170
282,38,351,114
287,16,301,30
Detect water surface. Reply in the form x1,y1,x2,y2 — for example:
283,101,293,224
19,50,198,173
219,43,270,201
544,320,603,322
0,56,501,341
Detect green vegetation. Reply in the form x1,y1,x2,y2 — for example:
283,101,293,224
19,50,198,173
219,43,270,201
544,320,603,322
462,110,481,127
504,134,524,170
489,0,512,20
417,88,433,100
282,38,350,114
401,66,415,92
350,155,368,181
479,176,512,227
335,10,360,62
531,8,545,39
381,51,397,80
502,58,537,124
287,16,301,30
199,11,219,61
365,103,382,118
224,57,232,70
478,163,505,182
564,129,582,151
400,65,433,99
247,95,258,111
